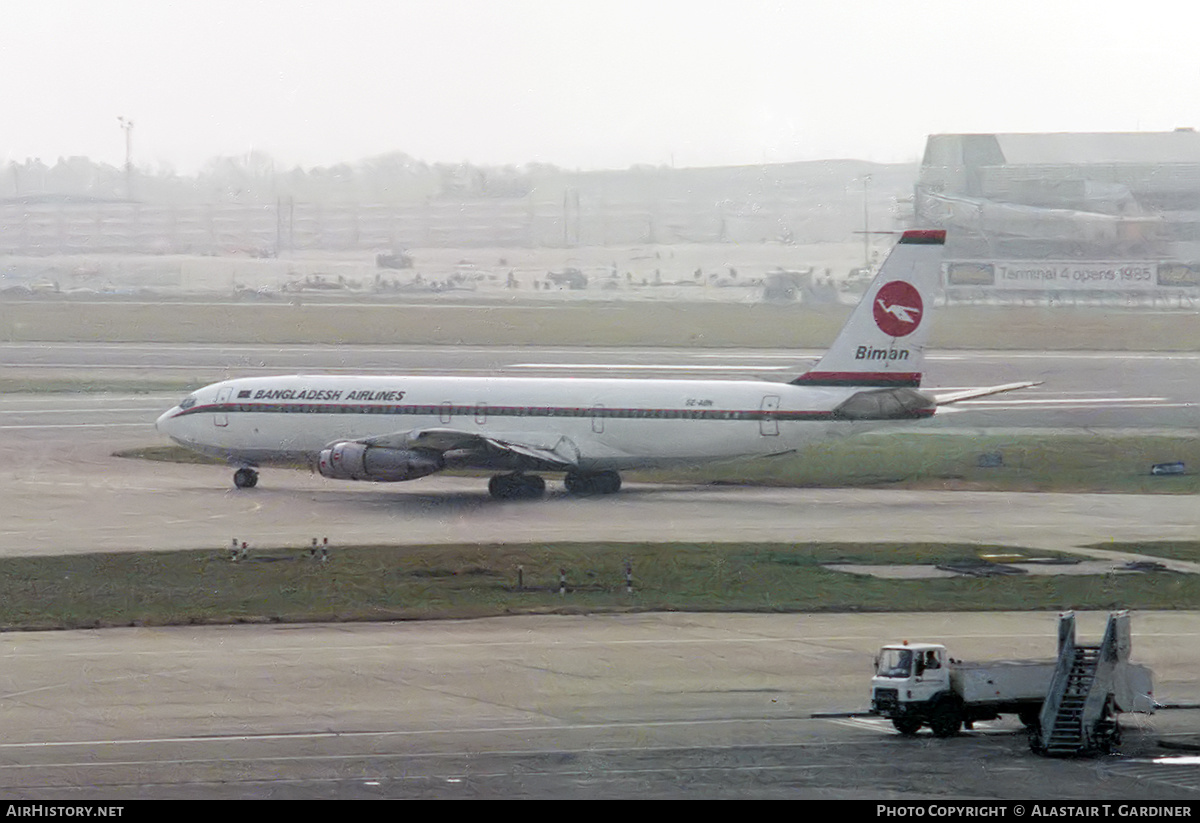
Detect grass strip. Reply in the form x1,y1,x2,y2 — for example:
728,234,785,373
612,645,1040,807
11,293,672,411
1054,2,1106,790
4,301,1200,350
0,541,1196,632
635,430,1200,494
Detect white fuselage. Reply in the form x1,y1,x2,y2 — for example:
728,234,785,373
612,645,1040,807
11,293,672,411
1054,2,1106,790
156,373,894,471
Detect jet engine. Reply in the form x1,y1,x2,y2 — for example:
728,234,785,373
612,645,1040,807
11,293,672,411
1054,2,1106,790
316,442,444,482
831,387,936,420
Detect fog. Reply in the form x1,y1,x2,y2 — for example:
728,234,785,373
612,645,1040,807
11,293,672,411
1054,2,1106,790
5,0,1200,173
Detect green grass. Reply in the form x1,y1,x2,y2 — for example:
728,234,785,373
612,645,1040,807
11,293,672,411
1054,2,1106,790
0,541,1194,632
116,445,226,465
640,430,1200,494
1082,542,1200,563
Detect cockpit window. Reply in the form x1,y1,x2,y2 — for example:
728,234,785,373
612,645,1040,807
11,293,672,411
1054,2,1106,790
179,395,197,410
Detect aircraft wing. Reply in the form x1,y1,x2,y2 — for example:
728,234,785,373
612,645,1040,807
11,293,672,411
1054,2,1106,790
362,427,582,470
930,381,1042,406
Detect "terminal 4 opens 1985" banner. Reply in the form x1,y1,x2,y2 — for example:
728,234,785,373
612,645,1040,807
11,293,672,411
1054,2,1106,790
945,261,1200,291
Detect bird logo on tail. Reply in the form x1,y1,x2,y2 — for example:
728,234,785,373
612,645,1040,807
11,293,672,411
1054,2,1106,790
872,281,924,337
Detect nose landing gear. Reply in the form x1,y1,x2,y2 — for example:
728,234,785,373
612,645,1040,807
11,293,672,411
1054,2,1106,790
233,467,259,489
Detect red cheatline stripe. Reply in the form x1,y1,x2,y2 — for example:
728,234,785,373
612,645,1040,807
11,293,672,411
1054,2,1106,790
790,371,921,387
173,403,842,421
899,229,945,245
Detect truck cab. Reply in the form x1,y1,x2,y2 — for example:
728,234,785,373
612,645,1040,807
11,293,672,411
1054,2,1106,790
872,643,951,732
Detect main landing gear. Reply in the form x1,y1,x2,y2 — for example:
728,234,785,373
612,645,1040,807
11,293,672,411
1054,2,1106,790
564,470,621,496
488,472,546,500
233,467,259,489
486,470,624,500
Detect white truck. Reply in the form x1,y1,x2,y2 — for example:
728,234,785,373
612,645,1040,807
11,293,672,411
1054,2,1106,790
869,613,1155,755
870,642,1053,737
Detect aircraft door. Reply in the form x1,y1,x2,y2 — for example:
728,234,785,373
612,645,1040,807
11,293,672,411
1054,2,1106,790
590,404,605,434
759,395,780,436
475,402,488,425
214,387,233,427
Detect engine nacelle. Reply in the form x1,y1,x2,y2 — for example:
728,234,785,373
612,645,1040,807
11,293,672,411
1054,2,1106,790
316,442,444,482
831,387,936,420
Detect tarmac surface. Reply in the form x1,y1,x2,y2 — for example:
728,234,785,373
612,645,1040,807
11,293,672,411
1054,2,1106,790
0,612,1196,800
0,343,1196,798
0,414,1197,557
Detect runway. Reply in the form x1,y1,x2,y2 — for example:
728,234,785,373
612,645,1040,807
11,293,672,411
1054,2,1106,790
3,342,1198,430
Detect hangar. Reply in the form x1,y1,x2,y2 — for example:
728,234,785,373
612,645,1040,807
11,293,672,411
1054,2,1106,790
915,131,1200,300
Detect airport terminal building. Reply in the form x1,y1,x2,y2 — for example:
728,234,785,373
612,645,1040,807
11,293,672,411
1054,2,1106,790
915,131,1200,301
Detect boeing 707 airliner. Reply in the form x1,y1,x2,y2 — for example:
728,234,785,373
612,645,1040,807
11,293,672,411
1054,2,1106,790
155,230,1033,499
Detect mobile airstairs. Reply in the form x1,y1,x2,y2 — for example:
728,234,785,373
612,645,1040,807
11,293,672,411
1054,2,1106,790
1031,611,1155,756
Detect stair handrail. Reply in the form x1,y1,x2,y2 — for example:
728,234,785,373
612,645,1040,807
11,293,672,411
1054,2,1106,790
1035,611,1077,751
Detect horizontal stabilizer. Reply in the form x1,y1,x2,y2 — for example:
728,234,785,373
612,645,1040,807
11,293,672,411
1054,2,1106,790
931,381,1042,406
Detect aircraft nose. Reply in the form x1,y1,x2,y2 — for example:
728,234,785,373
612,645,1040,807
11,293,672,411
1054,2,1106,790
155,407,177,435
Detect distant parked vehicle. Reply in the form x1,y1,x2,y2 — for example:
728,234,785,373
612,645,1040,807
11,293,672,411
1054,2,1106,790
546,268,588,289
376,251,414,269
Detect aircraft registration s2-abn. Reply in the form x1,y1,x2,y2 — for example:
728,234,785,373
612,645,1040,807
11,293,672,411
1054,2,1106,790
155,230,1033,499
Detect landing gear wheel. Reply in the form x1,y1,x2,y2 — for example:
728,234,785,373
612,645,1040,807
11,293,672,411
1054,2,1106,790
523,474,546,498
564,470,622,496
598,471,621,494
488,473,545,500
929,702,962,738
1029,729,1046,755
1018,708,1041,731
1097,702,1122,753
892,716,922,736
233,468,259,489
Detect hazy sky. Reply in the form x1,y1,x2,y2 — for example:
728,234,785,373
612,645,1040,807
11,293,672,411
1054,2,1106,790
5,0,1200,173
